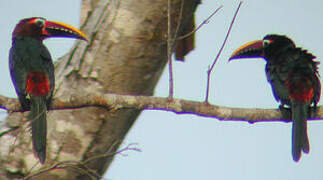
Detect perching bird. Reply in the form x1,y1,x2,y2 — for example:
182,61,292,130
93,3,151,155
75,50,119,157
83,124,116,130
229,34,321,162
10,17,87,163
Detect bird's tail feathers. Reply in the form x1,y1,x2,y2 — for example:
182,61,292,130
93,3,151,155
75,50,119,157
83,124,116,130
291,101,309,162
29,96,47,164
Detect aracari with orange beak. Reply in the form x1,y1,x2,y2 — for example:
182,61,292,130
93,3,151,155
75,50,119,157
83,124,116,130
229,34,320,162
10,17,87,163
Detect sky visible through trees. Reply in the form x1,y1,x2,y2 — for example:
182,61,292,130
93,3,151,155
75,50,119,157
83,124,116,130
0,1,322,179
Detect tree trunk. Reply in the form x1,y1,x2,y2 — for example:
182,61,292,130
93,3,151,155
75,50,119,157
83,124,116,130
0,0,199,179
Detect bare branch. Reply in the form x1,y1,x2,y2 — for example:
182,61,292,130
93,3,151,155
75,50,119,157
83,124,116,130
1,93,323,124
173,0,185,45
167,0,174,98
205,1,243,103
23,143,140,180
176,5,223,41
83,143,141,163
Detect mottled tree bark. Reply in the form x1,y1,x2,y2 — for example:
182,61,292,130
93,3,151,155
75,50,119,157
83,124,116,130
0,0,199,179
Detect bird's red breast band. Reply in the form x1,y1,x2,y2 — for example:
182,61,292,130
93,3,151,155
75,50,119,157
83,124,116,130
286,81,314,102
26,72,50,96
289,88,314,102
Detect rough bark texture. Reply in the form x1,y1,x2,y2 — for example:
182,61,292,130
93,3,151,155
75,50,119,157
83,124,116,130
2,93,323,124
0,0,199,179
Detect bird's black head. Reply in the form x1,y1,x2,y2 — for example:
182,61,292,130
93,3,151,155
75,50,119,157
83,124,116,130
229,34,296,61
12,17,88,41
262,34,295,59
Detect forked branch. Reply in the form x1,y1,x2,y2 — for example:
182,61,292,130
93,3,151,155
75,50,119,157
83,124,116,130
205,1,243,103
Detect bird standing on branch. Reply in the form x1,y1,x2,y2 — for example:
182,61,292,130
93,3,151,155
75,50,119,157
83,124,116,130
229,34,321,162
10,17,87,163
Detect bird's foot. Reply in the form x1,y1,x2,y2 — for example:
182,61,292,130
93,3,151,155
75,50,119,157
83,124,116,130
279,104,291,122
309,105,318,119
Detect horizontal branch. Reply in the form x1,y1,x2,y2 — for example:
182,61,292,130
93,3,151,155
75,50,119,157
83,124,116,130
0,93,322,123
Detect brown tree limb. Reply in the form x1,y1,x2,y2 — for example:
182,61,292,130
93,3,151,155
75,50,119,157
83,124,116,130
1,93,323,124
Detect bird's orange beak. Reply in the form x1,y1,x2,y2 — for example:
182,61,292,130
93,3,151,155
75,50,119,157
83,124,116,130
43,20,88,41
229,40,264,61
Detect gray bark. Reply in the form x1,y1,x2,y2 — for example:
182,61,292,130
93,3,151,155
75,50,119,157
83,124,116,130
0,0,199,179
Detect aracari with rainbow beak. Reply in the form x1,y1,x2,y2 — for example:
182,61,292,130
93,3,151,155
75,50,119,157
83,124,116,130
10,17,87,163
229,34,321,162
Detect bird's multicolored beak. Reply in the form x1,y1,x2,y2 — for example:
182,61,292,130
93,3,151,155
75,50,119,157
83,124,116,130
43,21,88,41
229,40,264,61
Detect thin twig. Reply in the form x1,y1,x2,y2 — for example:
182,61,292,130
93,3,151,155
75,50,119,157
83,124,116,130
24,160,100,180
0,126,19,138
176,5,223,41
171,0,185,54
205,1,243,103
83,143,141,164
23,143,140,180
167,0,174,98
168,2,222,98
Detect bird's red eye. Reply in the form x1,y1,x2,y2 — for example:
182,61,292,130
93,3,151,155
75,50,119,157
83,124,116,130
263,39,273,47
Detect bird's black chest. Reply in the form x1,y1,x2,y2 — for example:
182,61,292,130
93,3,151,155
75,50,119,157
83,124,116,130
264,49,318,106
264,52,301,105
11,38,51,71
